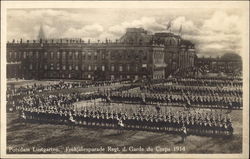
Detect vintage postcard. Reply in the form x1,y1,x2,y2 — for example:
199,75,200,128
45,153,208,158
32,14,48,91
1,1,249,159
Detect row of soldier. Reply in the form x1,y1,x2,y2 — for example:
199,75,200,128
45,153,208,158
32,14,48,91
165,77,242,87
18,105,233,136
7,79,131,99
149,76,242,85
7,81,136,109
99,91,242,109
7,83,140,112
149,85,242,97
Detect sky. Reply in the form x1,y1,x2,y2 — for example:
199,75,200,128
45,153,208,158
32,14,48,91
7,8,244,57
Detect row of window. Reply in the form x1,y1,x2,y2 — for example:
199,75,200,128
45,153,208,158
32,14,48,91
45,74,143,80
8,50,149,61
27,63,141,72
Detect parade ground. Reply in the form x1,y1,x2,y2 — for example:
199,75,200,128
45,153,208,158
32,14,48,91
6,80,243,154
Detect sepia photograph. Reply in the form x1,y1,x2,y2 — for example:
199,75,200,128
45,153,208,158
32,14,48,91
1,1,249,158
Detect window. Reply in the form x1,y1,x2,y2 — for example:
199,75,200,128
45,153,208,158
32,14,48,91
17,52,21,60
111,51,115,60
29,64,33,70
75,65,79,70
62,52,66,59
127,64,130,71
127,52,130,59
142,51,147,60
75,51,79,59
135,65,138,72
88,74,91,79
69,65,72,70
119,52,122,59
44,52,48,58
23,52,27,59
9,52,12,59
111,65,115,72
102,52,105,60
88,65,91,71
69,52,72,59
50,64,54,70
142,64,147,68
14,52,17,59
102,65,105,71
94,52,97,60
135,75,138,80
94,65,97,71
56,63,60,70
82,52,86,60
139,39,143,45
81,64,84,70
44,64,48,70
36,52,39,59
135,53,139,60
119,65,123,72
88,53,91,60
50,52,54,59
57,52,60,59
62,65,66,70
29,51,33,58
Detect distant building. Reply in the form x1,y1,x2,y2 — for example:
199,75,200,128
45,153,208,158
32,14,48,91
196,53,242,75
6,27,196,80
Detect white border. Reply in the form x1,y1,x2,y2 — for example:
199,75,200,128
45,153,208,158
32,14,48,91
1,1,249,158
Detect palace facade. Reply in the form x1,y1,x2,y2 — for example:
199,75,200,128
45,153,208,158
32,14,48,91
7,27,196,80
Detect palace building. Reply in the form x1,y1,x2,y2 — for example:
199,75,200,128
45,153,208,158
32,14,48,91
7,27,196,80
